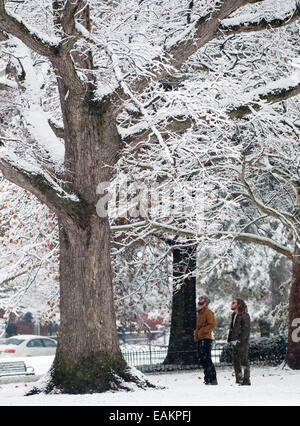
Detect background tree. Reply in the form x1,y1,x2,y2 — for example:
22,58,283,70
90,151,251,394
112,239,172,333
109,1,300,366
164,246,197,365
0,177,59,327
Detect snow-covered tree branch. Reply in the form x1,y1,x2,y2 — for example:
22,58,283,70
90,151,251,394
0,0,299,394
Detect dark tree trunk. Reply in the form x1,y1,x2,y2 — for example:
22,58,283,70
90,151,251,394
286,241,300,369
164,247,197,365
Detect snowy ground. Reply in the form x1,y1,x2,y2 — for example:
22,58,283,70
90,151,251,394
0,356,300,406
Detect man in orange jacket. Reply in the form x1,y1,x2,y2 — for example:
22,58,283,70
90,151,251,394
194,295,218,385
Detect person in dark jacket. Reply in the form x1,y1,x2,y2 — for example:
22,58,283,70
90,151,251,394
194,295,218,385
228,298,251,385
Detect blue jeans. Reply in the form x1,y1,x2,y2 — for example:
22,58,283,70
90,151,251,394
196,339,217,384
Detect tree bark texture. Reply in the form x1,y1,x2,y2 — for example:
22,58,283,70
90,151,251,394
49,214,130,393
164,247,197,365
45,94,136,392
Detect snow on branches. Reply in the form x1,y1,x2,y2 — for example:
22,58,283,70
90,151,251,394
0,0,299,327
0,176,59,325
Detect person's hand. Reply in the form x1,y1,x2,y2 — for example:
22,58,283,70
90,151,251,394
231,340,239,346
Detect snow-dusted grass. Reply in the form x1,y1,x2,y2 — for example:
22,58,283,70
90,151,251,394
0,356,299,406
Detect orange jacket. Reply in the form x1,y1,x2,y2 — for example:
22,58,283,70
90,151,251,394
194,306,216,341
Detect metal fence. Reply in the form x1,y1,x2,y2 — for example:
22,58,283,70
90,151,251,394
121,344,225,373
121,338,287,373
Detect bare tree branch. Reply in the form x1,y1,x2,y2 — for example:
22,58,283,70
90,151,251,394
0,0,59,58
48,119,65,139
232,232,293,258
0,157,89,220
240,159,299,232
0,0,89,96
220,2,300,35
111,219,293,258
126,75,300,143
165,0,266,72
229,78,300,118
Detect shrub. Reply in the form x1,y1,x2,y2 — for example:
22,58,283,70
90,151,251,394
220,335,287,364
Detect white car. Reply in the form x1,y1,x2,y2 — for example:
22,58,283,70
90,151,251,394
0,335,57,358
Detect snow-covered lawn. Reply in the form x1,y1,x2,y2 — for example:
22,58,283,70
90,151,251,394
0,356,300,406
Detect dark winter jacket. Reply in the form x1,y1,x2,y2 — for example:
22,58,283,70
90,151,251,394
194,306,216,341
227,312,250,345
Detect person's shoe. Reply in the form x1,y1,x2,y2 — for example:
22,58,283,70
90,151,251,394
205,380,218,385
235,373,243,384
240,380,251,386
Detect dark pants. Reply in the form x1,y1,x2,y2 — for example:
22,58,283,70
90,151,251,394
232,343,250,384
196,339,217,384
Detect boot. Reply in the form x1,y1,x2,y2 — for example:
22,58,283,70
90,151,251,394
241,368,251,385
205,379,218,385
235,372,243,384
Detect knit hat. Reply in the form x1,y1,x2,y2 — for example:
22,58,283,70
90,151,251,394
199,295,210,306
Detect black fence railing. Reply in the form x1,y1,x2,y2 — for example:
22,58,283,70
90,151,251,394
121,336,287,373
121,344,225,373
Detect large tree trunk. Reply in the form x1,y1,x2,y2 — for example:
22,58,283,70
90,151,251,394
48,214,131,393
37,98,144,393
286,241,300,369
